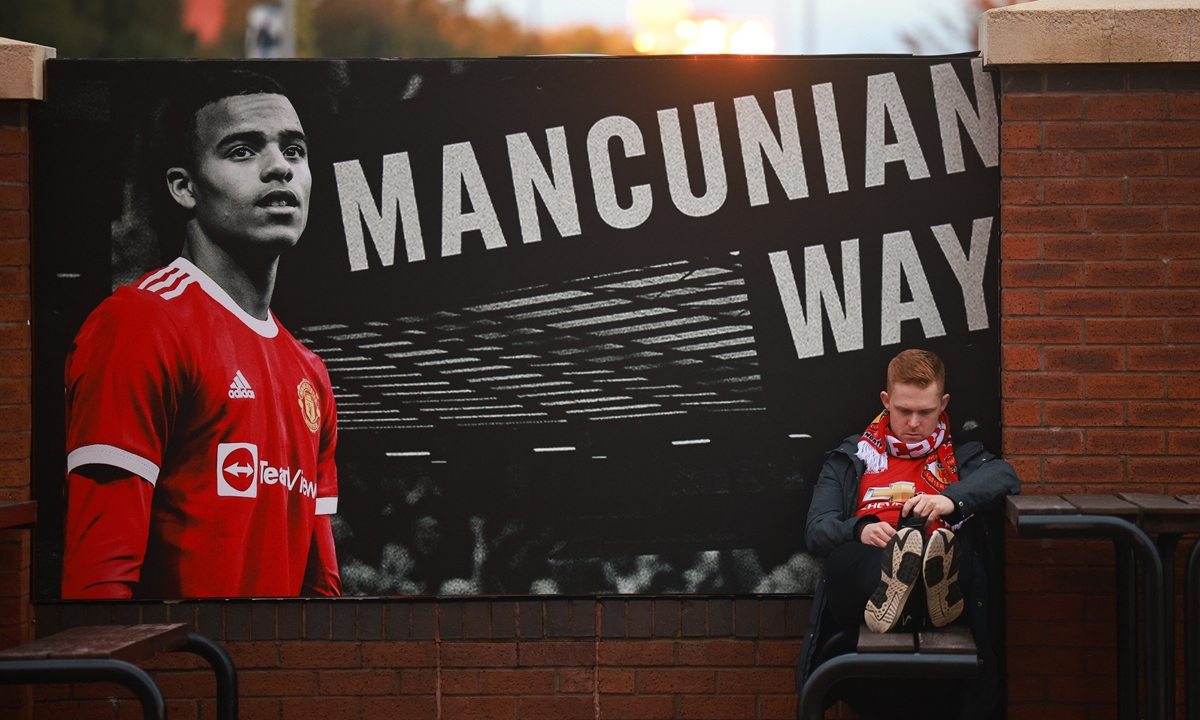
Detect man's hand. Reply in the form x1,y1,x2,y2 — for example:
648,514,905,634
901,493,955,526
860,521,897,548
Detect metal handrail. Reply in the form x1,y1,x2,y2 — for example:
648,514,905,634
0,658,165,720
180,632,238,720
1017,514,1166,720
797,651,980,720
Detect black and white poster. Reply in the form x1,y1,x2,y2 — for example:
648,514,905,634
32,55,1000,599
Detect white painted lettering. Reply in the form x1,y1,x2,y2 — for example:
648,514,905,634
506,127,581,244
865,73,930,187
659,102,728,217
811,82,849,194
769,239,863,359
881,231,946,345
333,153,425,272
735,90,807,207
932,216,993,331
931,59,998,174
442,141,507,257
587,115,653,229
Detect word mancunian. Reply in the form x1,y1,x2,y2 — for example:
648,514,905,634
333,60,997,272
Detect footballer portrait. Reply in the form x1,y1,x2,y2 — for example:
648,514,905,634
60,71,342,599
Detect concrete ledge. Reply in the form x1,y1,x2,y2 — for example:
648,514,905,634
0,38,55,101
981,0,1200,65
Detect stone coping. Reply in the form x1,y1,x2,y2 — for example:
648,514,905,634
0,38,54,101
981,0,1200,66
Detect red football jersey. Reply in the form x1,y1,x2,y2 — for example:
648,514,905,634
62,257,341,599
855,456,948,531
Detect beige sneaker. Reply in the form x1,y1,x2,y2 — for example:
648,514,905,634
864,527,925,633
924,528,964,628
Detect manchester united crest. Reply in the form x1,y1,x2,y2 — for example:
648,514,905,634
297,379,320,433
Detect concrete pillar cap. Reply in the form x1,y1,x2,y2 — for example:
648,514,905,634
0,37,55,101
981,0,1200,65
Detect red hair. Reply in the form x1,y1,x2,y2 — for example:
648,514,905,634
887,349,945,394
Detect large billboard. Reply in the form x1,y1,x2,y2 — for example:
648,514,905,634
32,55,1000,599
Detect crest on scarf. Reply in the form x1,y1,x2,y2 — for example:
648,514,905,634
857,410,959,489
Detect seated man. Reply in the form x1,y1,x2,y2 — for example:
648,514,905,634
797,349,1019,718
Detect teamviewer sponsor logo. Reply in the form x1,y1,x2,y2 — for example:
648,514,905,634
216,442,258,497
228,370,255,399
216,443,317,500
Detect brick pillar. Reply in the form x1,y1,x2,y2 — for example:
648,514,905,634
0,103,30,645
983,2,1200,717
0,36,54,720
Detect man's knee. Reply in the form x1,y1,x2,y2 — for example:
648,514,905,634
826,541,882,579
824,542,885,629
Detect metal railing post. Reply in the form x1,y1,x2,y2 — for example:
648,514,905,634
1116,544,1139,720
178,633,238,720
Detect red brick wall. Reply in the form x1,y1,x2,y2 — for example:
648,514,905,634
1000,64,1200,719
30,599,806,720
0,98,34,720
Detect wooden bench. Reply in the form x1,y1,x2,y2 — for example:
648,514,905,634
797,623,980,720
0,623,237,720
857,622,977,655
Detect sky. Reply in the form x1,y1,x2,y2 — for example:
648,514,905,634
470,0,980,55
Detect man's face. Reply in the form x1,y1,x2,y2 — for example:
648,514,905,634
881,382,949,443
180,93,311,257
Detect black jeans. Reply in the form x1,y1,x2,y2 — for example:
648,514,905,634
820,541,959,720
824,540,928,632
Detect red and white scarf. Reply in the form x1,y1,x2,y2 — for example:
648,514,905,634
855,410,959,491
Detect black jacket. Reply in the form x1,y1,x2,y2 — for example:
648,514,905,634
797,435,1020,719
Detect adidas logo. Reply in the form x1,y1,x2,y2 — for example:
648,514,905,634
228,370,255,399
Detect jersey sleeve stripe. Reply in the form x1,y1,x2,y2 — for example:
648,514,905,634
67,444,160,485
315,497,338,515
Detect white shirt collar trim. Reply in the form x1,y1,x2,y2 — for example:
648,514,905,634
169,257,279,338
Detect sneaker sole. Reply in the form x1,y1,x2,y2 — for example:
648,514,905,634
924,528,964,628
864,528,925,633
